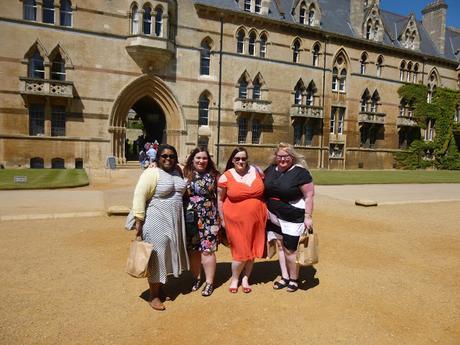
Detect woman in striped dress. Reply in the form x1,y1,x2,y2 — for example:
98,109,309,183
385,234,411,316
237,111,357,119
133,144,189,311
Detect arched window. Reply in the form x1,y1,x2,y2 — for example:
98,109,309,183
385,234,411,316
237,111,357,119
413,63,419,83
131,4,139,34
292,39,301,63
332,67,338,91
294,81,304,105
399,98,407,117
366,20,372,39
253,79,261,100
259,33,267,58
312,43,320,66
407,62,413,82
43,0,54,24
28,50,45,79
198,94,210,126
400,61,406,81
237,29,245,54
143,5,152,34
360,89,370,112
255,0,262,13
154,7,163,36
371,91,380,112
24,0,37,21
30,157,44,168
339,69,347,92
376,55,383,77
248,31,256,56
299,2,306,24
200,39,211,76
239,80,248,99
52,158,65,169
307,6,315,26
360,53,367,74
306,82,316,106
51,53,66,81
60,0,72,26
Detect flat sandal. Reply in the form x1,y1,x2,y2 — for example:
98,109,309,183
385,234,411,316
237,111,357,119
273,278,290,290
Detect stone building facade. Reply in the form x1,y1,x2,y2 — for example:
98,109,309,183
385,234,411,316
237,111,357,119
0,0,459,171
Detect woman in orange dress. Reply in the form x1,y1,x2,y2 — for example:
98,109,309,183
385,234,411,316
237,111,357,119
217,147,267,293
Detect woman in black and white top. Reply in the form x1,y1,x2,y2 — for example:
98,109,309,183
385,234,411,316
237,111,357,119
264,143,315,292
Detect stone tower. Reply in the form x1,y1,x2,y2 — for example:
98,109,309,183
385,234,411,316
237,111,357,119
422,0,448,54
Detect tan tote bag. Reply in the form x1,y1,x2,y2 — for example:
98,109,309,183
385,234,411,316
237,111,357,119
296,229,318,266
126,237,154,278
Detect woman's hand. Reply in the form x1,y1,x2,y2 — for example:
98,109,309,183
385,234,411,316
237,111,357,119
304,215,313,231
135,219,143,238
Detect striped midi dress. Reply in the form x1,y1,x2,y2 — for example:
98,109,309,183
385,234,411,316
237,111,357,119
142,169,190,284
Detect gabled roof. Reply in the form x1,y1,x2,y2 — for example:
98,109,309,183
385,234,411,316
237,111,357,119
193,0,458,62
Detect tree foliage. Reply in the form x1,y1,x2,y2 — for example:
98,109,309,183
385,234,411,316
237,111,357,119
395,84,460,170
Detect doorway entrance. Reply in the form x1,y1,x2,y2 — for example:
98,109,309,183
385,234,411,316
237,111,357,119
109,75,185,165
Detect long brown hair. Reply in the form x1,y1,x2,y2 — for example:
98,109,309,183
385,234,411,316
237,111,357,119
225,147,248,171
183,147,219,180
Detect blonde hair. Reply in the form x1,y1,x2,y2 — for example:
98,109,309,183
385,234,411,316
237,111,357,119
269,142,308,169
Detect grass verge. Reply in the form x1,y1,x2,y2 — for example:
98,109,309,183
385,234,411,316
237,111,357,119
0,169,89,190
310,170,460,185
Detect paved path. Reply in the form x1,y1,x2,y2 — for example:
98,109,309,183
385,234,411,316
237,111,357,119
316,184,460,204
1,183,459,221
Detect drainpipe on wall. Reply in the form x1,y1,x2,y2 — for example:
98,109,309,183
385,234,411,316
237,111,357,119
320,37,328,169
216,15,224,167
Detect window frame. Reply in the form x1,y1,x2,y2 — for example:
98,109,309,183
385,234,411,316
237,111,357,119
29,104,45,136
51,106,66,136
42,0,55,24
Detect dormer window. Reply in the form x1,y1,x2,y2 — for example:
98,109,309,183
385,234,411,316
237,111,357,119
255,0,261,13
307,8,315,26
299,3,306,24
244,0,251,12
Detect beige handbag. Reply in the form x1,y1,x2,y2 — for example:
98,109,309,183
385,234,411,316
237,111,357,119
126,237,153,278
296,229,318,266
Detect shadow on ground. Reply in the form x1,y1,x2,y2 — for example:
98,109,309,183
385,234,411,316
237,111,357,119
139,261,319,301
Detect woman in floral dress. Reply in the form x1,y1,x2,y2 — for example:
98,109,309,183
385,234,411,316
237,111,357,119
183,147,220,297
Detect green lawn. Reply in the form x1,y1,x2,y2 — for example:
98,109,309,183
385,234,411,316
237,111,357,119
310,170,460,185
0,169,89,190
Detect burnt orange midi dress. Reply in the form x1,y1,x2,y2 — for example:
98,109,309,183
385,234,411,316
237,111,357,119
218,169,267,261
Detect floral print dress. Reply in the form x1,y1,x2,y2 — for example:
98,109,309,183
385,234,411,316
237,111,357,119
185,171,220,252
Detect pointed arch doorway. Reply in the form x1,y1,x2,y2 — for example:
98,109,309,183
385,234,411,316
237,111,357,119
109,75,185,164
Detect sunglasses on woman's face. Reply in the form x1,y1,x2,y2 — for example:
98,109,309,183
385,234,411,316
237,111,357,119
160,154,177,159
234,157,247,162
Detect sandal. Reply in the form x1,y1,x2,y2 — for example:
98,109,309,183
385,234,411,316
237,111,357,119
191,279,202,292
273,278,290,290
201,283,214,297
287,279,299,292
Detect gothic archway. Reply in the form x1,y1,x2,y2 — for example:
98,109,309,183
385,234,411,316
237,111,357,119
109,74,185,164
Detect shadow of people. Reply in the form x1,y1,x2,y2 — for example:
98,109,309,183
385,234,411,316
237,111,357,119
251,260,319,291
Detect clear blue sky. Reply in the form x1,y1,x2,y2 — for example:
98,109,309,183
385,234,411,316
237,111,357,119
381,0,460,28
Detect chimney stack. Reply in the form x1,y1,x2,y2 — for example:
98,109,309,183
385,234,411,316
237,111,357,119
422,0,448,54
